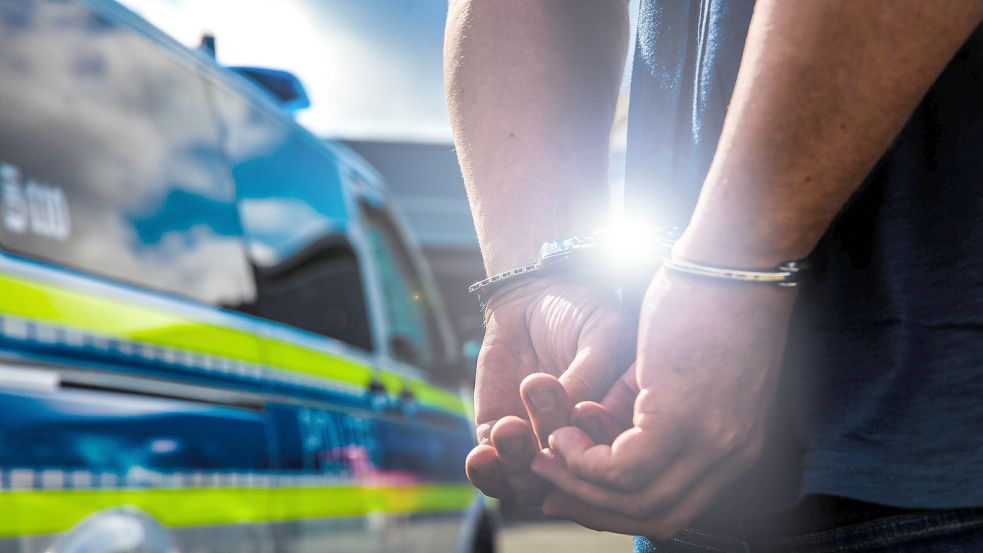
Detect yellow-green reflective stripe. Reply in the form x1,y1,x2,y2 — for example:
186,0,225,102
405,378,468,415
373,370,467,416
261,338,372,389
0,271,468,416
0,484,476,538
0,273,373,389
0,274,265,365
270,484,476,521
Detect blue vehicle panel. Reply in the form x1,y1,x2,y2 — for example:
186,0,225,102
0,0,486,551
0,388,273,477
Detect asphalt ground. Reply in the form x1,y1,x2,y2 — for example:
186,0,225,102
499,521,634,553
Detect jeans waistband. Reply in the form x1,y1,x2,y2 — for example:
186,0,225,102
636,496,983,553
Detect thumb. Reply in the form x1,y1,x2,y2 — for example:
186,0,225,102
520,373,572,448
558,338,629,406
598,364,638,427
571,401,628,444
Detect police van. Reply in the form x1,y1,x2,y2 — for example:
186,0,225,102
0,1,493,551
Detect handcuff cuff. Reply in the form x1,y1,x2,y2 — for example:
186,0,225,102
468,228,807,307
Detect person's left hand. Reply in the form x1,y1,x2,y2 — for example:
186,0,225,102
530,268,797,538
466,276,633,504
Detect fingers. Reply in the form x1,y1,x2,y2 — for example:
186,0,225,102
548,425,680,491
465,444,511,499
572,401,628,444
599,365,638,426
520,373,572,447
475,421,493,446
558,336,628,405
491,416,538,469
473,373,577,504
540,453,750,539
533,440,717,519
471,373,575,504
490,416,550,504
532,446,637,515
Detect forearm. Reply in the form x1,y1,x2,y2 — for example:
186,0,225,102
677,0,983,267
444,0,629,275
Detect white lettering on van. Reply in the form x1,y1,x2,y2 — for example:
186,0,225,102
26,180,70,241
0,162,71,241
1,163,28,234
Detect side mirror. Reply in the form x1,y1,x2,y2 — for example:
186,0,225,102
229,66,311,113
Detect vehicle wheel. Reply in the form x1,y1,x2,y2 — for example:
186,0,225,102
48,508,178,553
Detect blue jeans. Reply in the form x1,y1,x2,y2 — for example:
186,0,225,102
634,496,983,552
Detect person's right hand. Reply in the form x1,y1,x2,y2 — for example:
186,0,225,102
466,275,632,504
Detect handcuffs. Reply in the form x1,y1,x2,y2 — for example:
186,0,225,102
468,228,807,307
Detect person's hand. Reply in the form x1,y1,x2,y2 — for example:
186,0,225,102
466,275,632,504
514,368,634,509
531,268,797,537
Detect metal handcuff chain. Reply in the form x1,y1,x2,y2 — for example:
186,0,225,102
468,235,612,308
468,229,807,307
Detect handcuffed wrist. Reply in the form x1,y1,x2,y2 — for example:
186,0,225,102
661,253,807,287
469,229,674,309
470,227,809,312
668,232,809,287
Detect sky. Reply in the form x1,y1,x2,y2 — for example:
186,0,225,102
119,0,453,142
118,0,637,144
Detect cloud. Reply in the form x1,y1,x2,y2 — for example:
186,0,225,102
118,0,453,142
238,198,338,267
0,2,254,306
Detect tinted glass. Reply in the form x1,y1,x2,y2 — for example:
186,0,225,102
360,204,438,368
0,1,255,307
214,85,373,351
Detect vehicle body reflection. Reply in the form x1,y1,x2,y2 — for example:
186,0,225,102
0,1,491,552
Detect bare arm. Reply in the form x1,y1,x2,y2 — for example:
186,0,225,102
444,0,634,505
444,0,629,275
679,0,983,266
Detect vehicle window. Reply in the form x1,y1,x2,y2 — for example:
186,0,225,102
0,1,255,308
213,85,373,351
360,203,439,368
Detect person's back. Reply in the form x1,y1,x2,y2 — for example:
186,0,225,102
628,0,983,506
